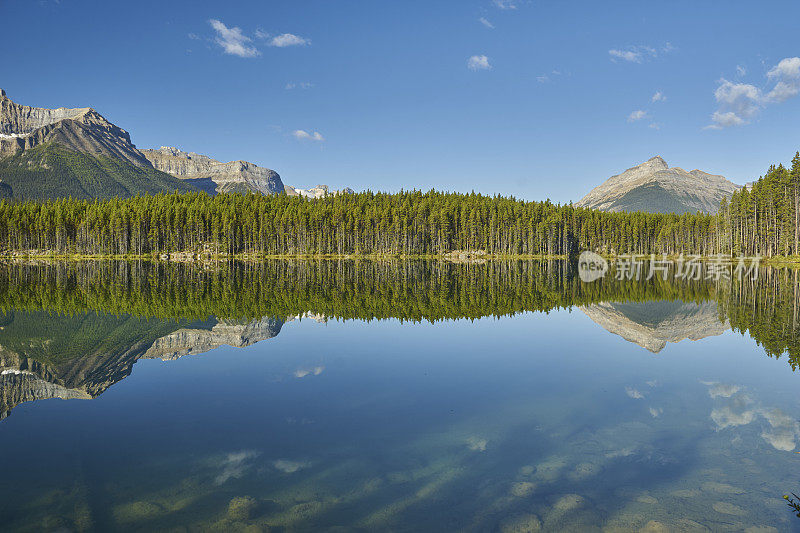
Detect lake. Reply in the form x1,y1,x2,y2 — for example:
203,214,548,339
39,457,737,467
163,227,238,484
0,259,797,532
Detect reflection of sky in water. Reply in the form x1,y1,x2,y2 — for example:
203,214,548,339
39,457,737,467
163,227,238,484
0,309,798,531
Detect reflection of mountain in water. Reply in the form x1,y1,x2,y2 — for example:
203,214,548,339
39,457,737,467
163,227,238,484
143,318,285,361
0,312,283,419
0,258,797,421
580,300,729,353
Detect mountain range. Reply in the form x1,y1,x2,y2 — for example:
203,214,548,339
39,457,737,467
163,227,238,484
0,90,194,199
1,90,740,214
576,156,740,214
0,90,347,200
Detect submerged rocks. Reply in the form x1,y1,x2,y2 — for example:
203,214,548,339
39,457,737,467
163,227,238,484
500,513,542,532
228,496,258,521
509,481,536,497
712,501,747,516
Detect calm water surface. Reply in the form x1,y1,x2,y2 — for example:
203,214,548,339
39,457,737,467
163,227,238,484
0,260,798,532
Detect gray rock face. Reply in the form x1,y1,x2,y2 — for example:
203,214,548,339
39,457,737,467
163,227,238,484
0,370,90,420
142,317,284,361
141,146,284,195
576,156,740,214
580,300,729,353
0,90,152,167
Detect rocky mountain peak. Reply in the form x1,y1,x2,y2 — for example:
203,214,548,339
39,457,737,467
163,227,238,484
576,156,740,214
645,155,668,167
0,92,153,167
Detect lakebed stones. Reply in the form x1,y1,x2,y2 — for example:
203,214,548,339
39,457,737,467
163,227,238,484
509,481,536,497
499,513,542,532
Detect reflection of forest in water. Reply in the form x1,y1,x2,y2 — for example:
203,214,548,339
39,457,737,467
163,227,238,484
0,259,798,419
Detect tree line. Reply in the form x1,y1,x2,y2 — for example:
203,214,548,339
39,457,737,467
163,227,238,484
0,190,720,257
0,150,799,257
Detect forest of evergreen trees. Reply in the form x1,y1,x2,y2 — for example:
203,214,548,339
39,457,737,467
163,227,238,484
0,190,720,257
720,152,800,257
0,150,798,258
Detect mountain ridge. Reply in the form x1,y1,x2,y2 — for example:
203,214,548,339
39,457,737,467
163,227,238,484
141,146,285,195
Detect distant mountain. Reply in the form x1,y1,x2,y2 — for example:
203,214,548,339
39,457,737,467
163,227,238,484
285,183,355,198
0,90,195,200
141,146,284,195
576,156,740,214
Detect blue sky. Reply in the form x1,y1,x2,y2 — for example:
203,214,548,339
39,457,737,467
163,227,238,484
3,0,800,202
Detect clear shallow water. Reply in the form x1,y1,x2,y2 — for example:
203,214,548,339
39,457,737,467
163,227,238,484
0,261,798,531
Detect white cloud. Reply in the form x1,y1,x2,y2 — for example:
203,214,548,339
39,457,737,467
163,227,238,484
468,55,492,71
609,49,643,63
536,70,562,84
208,19,260,58
708,383,740,399
493,0,522,9
188,32,200,40
648,123,661,130
269,33,310,47
478,17,495,29
285,82,314,90
705,79,762,129
294,365,324,378
766,57,800,102
736,64,747,77
704,382,800,451
707,111,745,129
609,44,670,64
761,408,800,451
625,386,644,399
651,91,666,102
627,110,647,122
293,129,325,142
711,403,757,429
707,57,800,129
